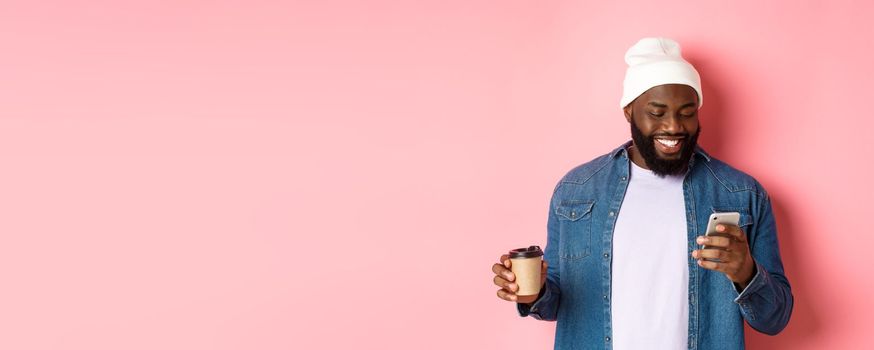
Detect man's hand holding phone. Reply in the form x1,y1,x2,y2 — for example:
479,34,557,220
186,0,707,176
692,222,757,289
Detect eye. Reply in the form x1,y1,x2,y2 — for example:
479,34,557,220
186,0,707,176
648,112,664,118
680,112,697,118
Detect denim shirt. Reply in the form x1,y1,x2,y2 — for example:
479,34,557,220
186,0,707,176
517,141,793,350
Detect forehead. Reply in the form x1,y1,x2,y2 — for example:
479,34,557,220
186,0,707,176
639,84,698,105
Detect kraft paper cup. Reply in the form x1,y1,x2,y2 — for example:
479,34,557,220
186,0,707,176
509,245,543,304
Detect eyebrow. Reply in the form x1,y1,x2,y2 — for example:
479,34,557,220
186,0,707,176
647,101,697,109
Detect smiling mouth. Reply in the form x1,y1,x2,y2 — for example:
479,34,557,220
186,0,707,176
654,137,684,154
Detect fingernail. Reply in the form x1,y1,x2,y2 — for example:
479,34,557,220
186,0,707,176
696,237,705,244
508,283,517,291
510,295,517,301
717,224,725,232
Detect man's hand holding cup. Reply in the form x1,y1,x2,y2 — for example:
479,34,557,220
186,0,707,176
492,246,547,304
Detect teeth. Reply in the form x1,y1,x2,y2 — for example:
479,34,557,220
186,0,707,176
656,139,680,147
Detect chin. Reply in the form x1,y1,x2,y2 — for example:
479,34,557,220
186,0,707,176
656,153,683,160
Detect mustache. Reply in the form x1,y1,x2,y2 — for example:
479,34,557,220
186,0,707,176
649,133,689,138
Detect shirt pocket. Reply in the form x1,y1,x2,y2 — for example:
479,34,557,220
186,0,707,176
555,200,595,260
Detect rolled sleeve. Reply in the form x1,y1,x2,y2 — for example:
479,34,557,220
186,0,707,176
516,278,560,321
517,285,549,317
731,189,794,335
733,262,766,301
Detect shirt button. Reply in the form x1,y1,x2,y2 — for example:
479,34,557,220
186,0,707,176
604,253,609,258
621,176,627,181
603,295,608,300
608,211,614,217
570,212,576,218
606,336,611,342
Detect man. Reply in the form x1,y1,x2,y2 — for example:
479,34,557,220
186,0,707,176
490,38,793,349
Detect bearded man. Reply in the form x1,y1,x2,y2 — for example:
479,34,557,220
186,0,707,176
491,37,793,350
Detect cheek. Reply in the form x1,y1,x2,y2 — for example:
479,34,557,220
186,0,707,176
633,116,657,134
686,120,700,134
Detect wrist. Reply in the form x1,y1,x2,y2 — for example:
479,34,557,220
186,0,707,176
735,259,756,289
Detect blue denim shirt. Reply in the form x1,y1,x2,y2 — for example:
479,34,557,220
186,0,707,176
517,141,793,350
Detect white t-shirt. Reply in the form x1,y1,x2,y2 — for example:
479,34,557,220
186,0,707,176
611,161,689,350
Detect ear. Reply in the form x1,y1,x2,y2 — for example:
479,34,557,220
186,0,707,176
623,105,633,123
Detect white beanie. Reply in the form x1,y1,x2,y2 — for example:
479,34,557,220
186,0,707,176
620,37,702,108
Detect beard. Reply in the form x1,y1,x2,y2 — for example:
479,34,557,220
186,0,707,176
630,120,700,177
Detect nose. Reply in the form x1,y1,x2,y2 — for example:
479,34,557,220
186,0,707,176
663,115,685,134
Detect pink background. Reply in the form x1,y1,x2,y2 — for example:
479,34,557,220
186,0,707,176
1,1,872,349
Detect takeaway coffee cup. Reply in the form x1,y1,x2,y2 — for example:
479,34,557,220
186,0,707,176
509,245,544,303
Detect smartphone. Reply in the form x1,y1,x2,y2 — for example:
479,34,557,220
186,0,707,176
701,212,740,262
